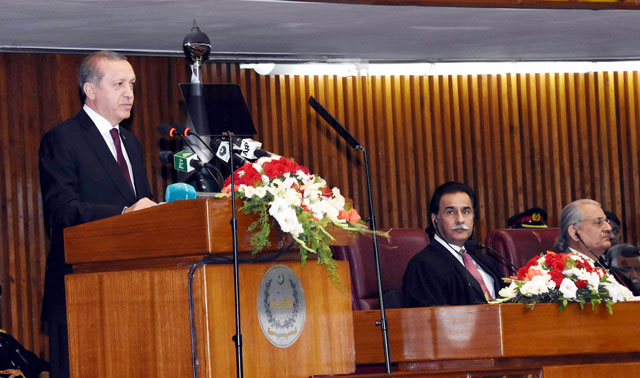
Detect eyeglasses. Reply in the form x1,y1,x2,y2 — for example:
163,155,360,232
574,217,611,227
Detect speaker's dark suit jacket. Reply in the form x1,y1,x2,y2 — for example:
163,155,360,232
39,110,152,320
402,239,505,307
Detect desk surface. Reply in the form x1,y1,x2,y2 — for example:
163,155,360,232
354,302,640,364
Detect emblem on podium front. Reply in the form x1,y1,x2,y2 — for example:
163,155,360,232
257,265,306,348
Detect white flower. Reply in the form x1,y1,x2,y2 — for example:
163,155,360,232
563,267,581,277
520,274,553,296
239,185,255,198
307,199,341,223
282,188,302,207
603,282,634,302
296,170,312,181
565,267,601,290
328,187,346,208
559,278,578,299
268,198,302,237
282,176,298,189
254,187,267,198
498,282,518,299
266,179,285,197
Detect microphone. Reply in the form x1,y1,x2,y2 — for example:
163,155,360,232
465,239,518,276
174,123,195,137
158,124,210,166
212,138,249,167
157,123,178,138
173,123,220,159
165,183,197,202
159,150,174,164
160,150,200,172
159,150,225,190
232,138,274,159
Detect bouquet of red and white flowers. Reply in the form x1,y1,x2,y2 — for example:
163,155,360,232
495,251,634,313
221,156,369,283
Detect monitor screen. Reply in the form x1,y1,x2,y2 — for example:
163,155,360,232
179,83,257,137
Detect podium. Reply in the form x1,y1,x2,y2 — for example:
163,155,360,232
64,198,355,378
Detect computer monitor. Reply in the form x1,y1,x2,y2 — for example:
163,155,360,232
179,83,257,137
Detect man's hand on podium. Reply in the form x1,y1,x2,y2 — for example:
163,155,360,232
123,197,158,214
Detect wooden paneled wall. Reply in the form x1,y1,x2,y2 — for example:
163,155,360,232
1,52,639,360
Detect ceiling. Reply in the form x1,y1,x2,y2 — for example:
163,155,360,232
1,0,640,63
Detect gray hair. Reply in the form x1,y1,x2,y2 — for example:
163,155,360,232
78,50,127,96
553,199,601,252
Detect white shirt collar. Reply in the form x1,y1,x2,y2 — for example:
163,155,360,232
568,247,595,263
84,104,119,134
434,234,466,266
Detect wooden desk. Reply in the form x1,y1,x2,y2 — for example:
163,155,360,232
353,303,640,375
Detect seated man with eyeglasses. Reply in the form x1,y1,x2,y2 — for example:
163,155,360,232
402,181,505,307
553,199,640,295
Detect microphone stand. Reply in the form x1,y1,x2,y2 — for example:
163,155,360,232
308,96,392,373
226,131,244,378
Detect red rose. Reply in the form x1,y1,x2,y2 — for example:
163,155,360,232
263,160,286,178
549,270,564,287
223,163,262,188
576,279,588,289
552,261,566,272
517,266,528,280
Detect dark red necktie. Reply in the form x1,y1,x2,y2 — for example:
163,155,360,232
461,248,494,300
109,128,134,191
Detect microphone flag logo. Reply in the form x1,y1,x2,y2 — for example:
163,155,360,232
173,150,196,172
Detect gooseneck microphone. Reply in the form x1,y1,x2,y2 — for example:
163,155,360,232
157,123,178,138
173,123,219,158
464,239,518,276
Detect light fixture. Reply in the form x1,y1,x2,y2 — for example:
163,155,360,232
241,61,640,77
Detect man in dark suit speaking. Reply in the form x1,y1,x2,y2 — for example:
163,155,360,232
402,181,504,307
39,50,156,377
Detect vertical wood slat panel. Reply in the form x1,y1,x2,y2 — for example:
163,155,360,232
3,51,640,362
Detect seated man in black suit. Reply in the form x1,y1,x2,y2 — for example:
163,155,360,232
402,181,504,307
39,50,157,378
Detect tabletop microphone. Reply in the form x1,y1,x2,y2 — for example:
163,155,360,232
465,239,519,276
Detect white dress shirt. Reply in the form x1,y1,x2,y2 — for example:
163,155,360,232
83,104,136,195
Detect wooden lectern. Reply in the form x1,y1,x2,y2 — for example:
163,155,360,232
64,198,356,378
